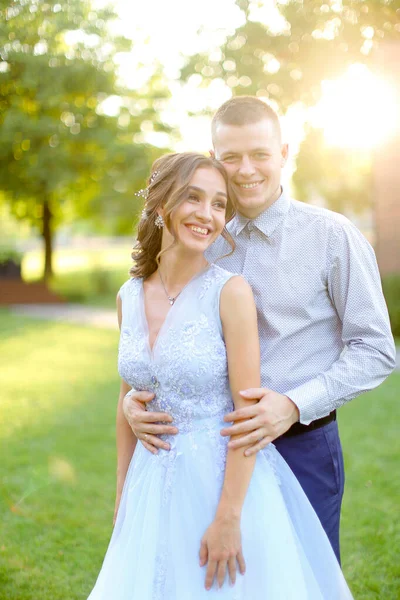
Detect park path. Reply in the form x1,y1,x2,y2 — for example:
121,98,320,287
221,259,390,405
11,303,400,370
11,303,118,330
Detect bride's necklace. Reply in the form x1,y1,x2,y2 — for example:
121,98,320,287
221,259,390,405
157,263,209,306
158,269,182,306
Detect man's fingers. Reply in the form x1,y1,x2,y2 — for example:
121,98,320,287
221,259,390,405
131,391,156,403
141,434,170,451
228,429,267,450
217,560,228,589
140,411,174,423
239,387,270,400
205,559,217,590
244,436,273,457
223,404,259,424
228,556,236,586
221,417,263,438
138,423,178,436
141,440,158,455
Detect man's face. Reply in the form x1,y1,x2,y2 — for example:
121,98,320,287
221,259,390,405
213,119,288,219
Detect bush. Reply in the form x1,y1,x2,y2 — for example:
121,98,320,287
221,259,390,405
382,275,400,338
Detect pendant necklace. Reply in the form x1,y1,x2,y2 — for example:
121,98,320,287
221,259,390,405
158,269,182,306
158,263,209,306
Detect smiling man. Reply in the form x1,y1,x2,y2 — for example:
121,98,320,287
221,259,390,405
123,96,396,562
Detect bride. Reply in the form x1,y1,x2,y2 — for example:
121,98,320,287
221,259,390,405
87,152,353,599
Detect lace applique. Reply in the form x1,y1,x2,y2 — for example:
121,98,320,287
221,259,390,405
262,444,282,486
199,264,235,299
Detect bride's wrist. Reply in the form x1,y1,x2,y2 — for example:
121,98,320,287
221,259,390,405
215,504,241,524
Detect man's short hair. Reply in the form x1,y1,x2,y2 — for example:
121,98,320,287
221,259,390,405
212,95,281,144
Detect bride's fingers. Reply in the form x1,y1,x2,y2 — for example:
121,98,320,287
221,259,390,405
228,556,237,586
199,540,208,567
244,436,273,457
217,559,228,589
237,551,246,575
205,558,217,591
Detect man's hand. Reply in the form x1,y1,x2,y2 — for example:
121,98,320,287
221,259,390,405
122,390,178,454
220,388,299,456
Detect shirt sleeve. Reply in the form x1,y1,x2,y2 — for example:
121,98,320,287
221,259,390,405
286,219,396,425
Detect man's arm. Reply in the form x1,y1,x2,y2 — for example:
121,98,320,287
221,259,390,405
286,220,396,424
221,219,396,454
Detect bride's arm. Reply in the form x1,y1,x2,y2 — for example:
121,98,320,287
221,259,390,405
200,276,260,590
114,294,137,524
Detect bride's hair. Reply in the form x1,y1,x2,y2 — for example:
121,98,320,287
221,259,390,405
130,152,236,279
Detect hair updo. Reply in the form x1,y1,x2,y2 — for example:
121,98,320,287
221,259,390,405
130,152,235,279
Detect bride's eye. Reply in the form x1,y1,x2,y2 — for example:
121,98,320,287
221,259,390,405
188,194,200,202
213,201,226,209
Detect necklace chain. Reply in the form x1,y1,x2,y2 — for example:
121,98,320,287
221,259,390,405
157,263,209,306
158,270,182,305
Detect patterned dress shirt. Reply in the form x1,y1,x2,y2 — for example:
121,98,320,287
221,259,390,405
206,188,396,424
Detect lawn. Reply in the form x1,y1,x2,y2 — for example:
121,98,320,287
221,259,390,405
0,310,399,599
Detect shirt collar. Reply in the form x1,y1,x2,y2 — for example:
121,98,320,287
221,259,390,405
232,187,291,237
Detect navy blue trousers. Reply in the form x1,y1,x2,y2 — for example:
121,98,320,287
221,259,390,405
274,419,345,563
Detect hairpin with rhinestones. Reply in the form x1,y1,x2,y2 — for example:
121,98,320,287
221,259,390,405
135,170,160,201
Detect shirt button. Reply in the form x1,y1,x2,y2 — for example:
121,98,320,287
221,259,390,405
247,223,254,232
151,375,159,388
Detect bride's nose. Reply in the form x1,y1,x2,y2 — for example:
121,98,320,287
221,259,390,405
195,204,212,222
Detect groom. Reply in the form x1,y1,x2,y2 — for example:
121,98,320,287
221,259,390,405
122,96,396,561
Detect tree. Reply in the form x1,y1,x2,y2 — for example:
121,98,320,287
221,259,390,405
0,0,169,279
180,0,399,211
182,0,399,109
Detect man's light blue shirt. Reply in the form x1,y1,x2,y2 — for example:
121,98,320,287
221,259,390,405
206,188,396,424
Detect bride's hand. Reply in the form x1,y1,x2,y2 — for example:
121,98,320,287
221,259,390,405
199,517,246,590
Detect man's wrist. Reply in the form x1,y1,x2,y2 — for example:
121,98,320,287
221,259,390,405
285,395,300,424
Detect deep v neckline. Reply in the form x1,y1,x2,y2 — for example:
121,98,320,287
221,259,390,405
140,264,211,356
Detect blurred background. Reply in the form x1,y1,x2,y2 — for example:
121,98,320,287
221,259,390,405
0,1,399,599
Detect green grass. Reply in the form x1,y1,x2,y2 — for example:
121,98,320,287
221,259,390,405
0,310,399,599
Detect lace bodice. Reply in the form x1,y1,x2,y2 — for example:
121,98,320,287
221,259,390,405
118,264,238,433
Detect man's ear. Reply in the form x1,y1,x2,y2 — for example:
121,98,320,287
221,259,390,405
281,143,289,163
209,148,215,158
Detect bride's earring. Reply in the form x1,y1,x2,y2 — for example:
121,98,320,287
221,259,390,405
155,214,165,228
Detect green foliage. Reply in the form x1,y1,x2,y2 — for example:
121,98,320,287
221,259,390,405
182,0,400,109
382,275,400,337
0,246,22,265
180,0,400,214
49,267,127,306
293,126,372,213
0,310,399,598
0,0,170,277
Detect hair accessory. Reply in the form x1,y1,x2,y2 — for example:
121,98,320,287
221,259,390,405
149,170,159,185
135,188,148,200
135,170,160,201
154,214,164,228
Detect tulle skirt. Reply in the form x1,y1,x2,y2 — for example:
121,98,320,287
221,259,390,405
88,415,353,599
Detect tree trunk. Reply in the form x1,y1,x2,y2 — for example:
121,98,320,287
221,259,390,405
42,197,53,281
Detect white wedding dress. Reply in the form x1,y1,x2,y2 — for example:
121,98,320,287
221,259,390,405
88,264,353,599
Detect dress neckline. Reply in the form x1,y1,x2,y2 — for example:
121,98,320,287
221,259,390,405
140,263,212,356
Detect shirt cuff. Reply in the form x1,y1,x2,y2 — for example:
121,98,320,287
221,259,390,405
285,379,330,425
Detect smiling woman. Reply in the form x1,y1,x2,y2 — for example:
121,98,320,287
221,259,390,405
130,152,235,280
